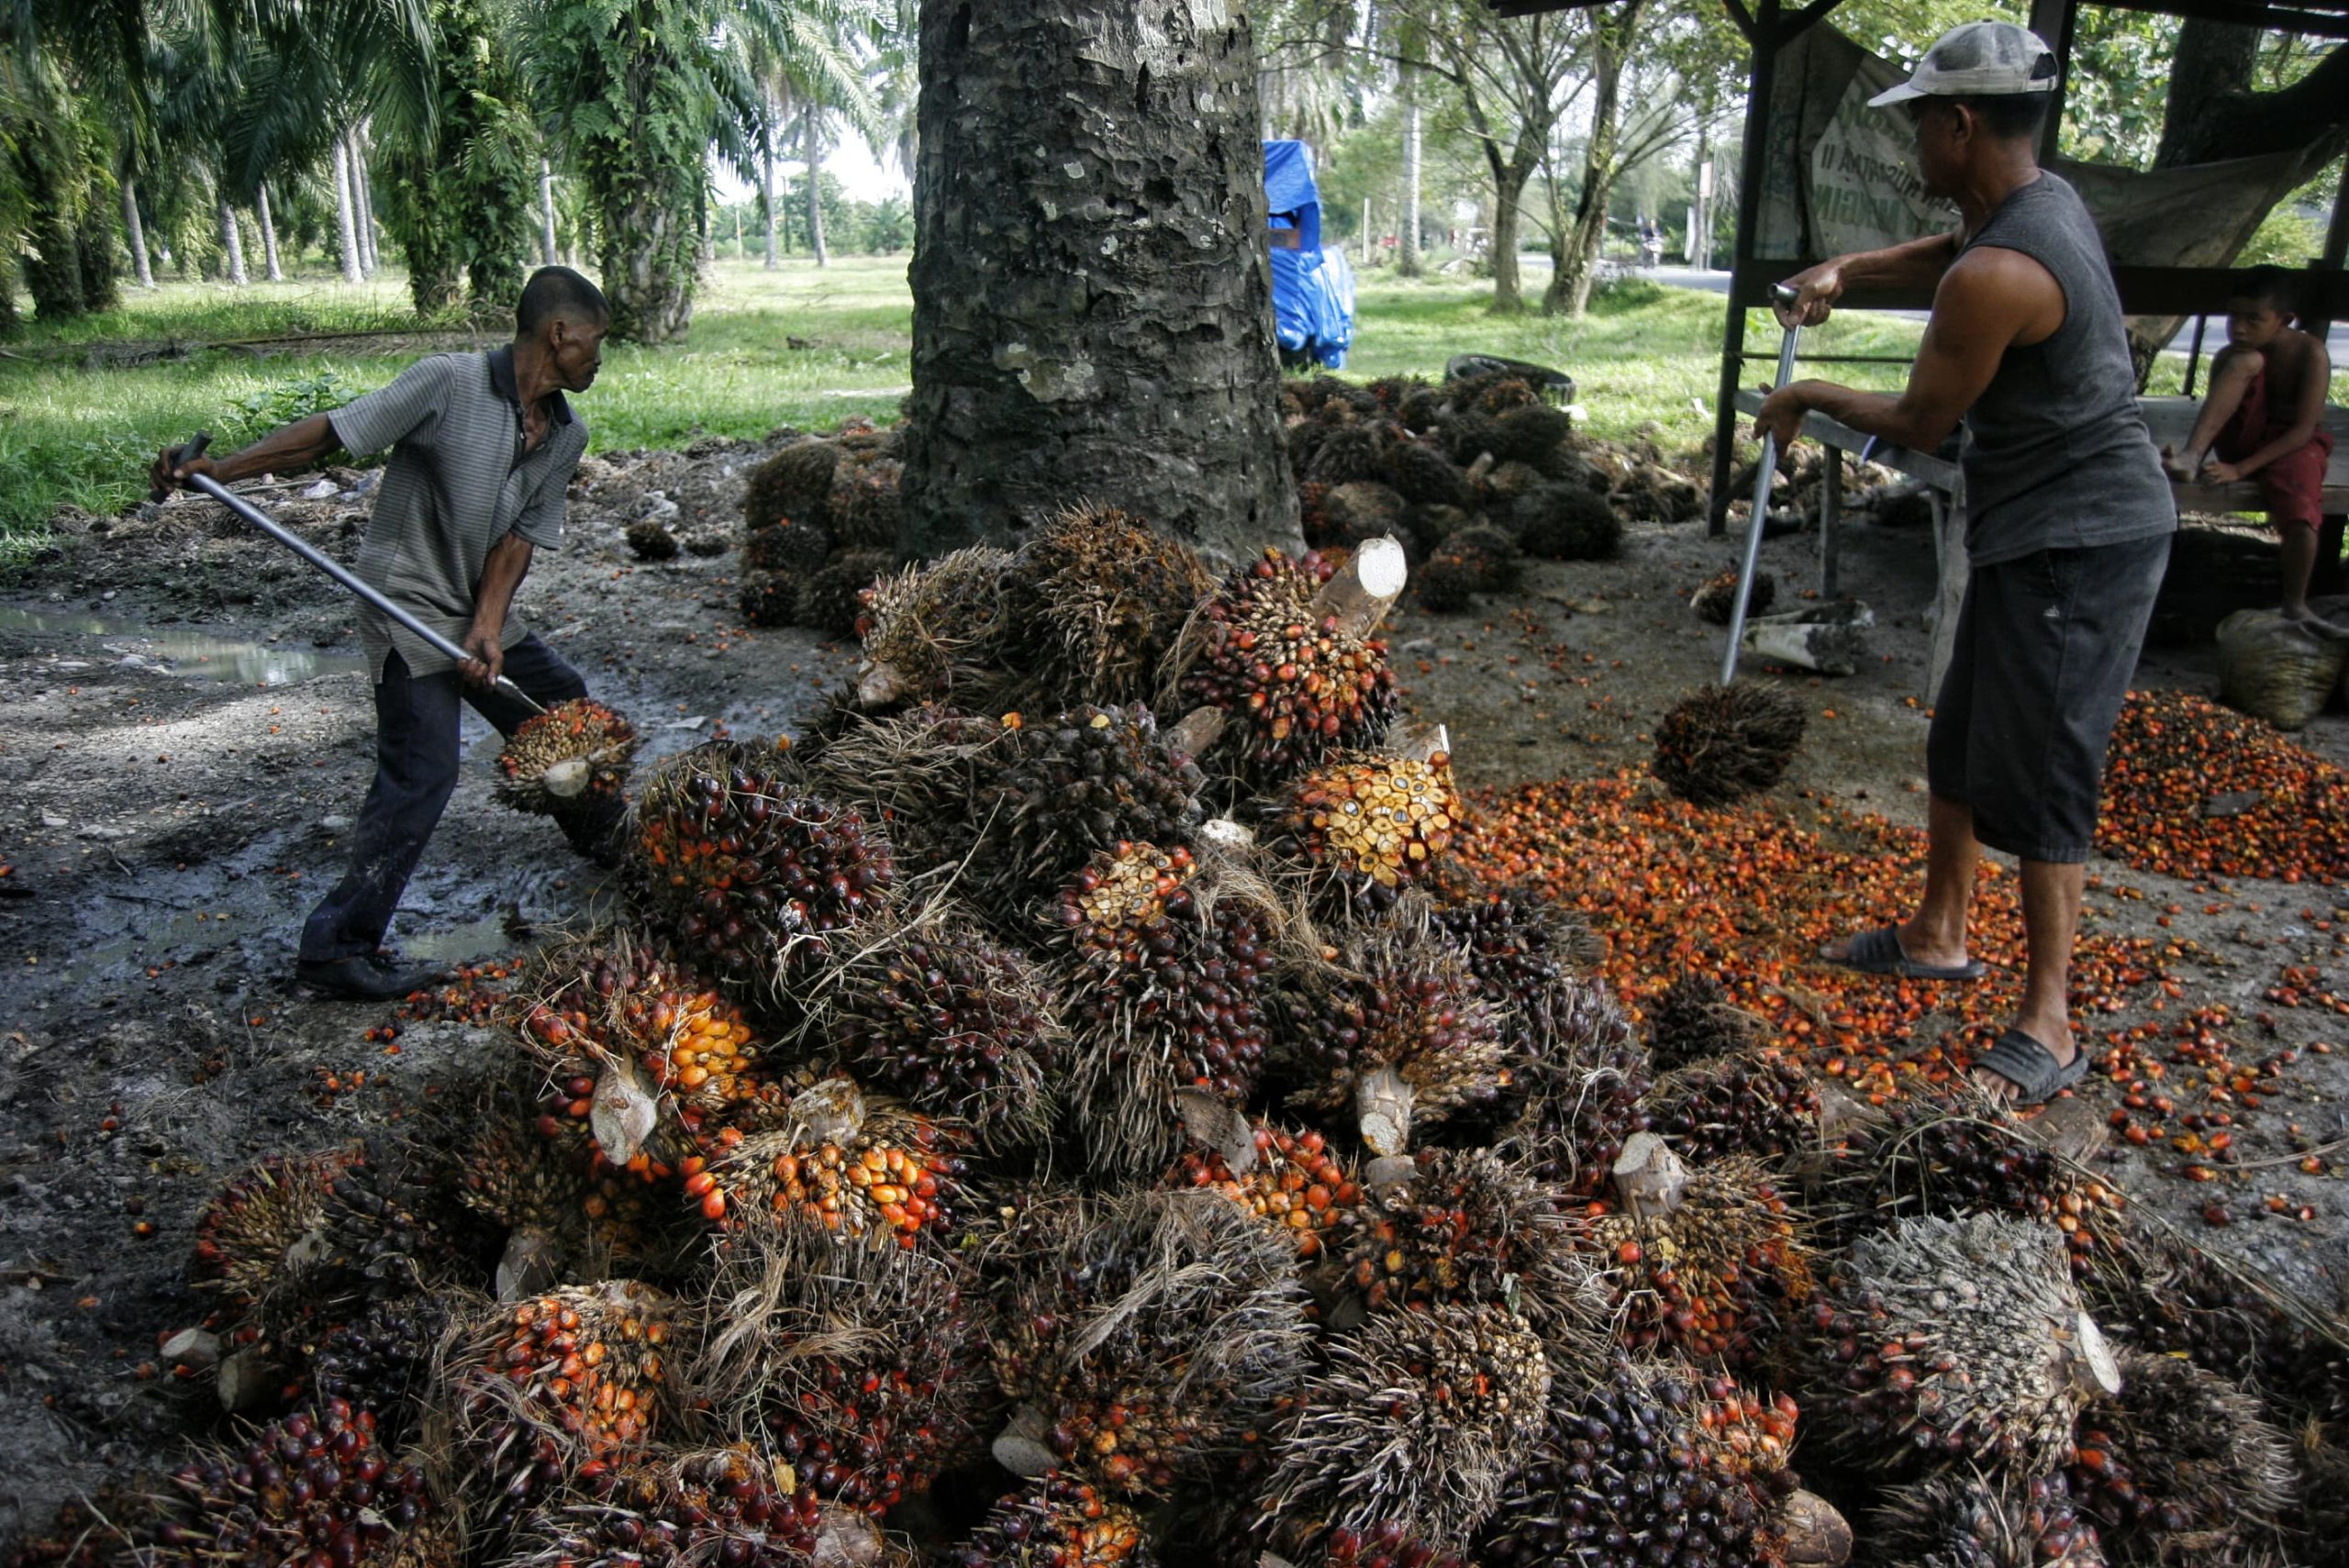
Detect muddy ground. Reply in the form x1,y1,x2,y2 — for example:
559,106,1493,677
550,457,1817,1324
2,433,2344,1540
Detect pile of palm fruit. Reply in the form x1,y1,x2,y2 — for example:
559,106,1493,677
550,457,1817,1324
26,505,2349,1568
736,418,910,633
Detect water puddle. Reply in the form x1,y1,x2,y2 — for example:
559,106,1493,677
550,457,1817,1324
402,912,515,966
0,604,365,686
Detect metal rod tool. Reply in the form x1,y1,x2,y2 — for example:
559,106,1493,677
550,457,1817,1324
1720,284,1805,685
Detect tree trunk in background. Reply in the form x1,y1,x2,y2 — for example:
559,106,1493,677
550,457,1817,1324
804,103,828,268
540,158,561,265
356,132,381,277
122,177,155,288
1544,0,1636,317
762,141,779,269
1397,67,1422,279
256,183,285,281
903,0,1301,561
1486,158,1533,313
75,198,119,310
218,198,250,286
333,138,364,283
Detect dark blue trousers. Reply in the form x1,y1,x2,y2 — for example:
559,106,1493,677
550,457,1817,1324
299,634,618,962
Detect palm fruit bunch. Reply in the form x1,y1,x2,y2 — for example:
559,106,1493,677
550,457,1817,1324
854,546,1015,708
1277,929,1508,1156
814,903,1063,1150
494,699,640,818
1437,522,1524,592
1305,423,1387,488
143,1399,432,1568
1411,550,1483,615
1478,1359,1799,1568
828,452,903,550
454,1117,662,1278
1691,566,1775,625
1055,840,1277,1175
1270,748,1459,913
1644,1052,1820,1165
513,1446,841,1568
1442,411,1499,467
984,1192,1312,1499
1382,438,1464,507
744,437,841,533
801,550,896,639
1259,1303,1550,1555
1871,1473,2110,1568
1428,882,1605,1045
1582,1151,1813,1367
742,517,830,575
1171,1120,1364,1262
2067,1351,2293,1563
192,1146,364,1340
625,517,680,560
1512,482,1622,562
1486,402,1567,462
1308,1523,1469,1568
1319,482,1406,548
965,705,1208,906
1653,683,1809,807
1804,1213,2120,1475
310,1292,462,1440
1319,1148,1597,1343
446,1279,678,1488
738,571,799,628
1177,548,1398,781
696,1083,964,1270
945,1475,1154,1568
319,1136,487,1301
631,740,894,990
1000,505,1213,706
1645,973,1762,1071
1824,1084,2125,1271
2081,1235,2348,1418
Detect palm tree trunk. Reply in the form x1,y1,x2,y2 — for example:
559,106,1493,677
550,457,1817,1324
903,0,1299,558
256,183,285,281
353,129,380,277
332,137,363,284
122,176,155,289
217,197,250,286
1398,68,1423,279
762,140,779,269
804,103,828,268
539,158,561,265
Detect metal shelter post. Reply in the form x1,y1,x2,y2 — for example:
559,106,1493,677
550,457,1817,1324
1707,0,1782,537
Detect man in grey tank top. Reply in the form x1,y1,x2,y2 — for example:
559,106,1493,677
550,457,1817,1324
1753,21,2176,1104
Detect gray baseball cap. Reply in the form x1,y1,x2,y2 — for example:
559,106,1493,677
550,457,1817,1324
1868,20,2058,106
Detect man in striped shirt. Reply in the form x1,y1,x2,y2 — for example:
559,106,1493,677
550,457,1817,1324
154,267,618,999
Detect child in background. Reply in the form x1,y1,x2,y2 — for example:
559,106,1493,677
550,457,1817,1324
2166,264,2340,638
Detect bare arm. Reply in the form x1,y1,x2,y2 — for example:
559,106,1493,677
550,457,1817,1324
2214,337,2332,482
150,413,340,499
1776,230,1963,327
461,533,536,688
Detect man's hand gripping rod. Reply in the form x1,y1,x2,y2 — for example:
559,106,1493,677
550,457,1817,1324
168,432,546,717
1720,284,1805,684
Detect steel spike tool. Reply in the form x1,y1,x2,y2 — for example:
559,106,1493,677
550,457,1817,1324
170,431,547,717
1720,284,1806,685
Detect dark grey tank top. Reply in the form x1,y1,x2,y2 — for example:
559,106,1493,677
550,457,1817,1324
1955,172,2175,565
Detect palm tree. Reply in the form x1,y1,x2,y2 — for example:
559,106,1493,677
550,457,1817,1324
740,2,881,275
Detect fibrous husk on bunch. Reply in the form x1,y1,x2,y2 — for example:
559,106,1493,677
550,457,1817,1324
630,740,894,994
828,449,904,551
1693,566,1776,625
742,517,831,575
984,1190,1313,1498
1511,482,1621,562
494,699,640,819
1055,840,1280,1177
853,546,1015,709
1477,1359,1800,1568
945,1475,1155,1568
1804,1213,2121,1475
1644,1051,1821,1165
1653,683,1809,806
1258,1302,1550,1555
2068,1351,2294,1564
1275,926,1509,1157
1169,1119,1365,1263
142,1399,433,1568
1871,1471,2110,1568
191,1146,364,1343
1645,972,1764,1071
744,438,840,533
800,549,897,639
1495,979,1652,1196
452,1109,665,1289
1428,880,1604,1041
1268,746,1460,916
320,1134,492,1303
738,571,800,628
507,1444,856,1568
799,900,1064,1150
1002,503,1214,708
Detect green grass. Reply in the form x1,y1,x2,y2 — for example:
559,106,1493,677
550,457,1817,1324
0,253,1917,572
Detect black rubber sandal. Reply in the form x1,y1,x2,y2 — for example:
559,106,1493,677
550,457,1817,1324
1823,924,1987,982
1973,1027,2091,1106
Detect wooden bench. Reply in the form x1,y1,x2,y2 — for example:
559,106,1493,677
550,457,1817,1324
2136,395,2349,526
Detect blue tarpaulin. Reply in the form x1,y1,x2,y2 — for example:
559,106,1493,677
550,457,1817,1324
1264,139,1353,370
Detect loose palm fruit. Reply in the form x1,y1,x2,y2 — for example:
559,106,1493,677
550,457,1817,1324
1171,1120,1364,1262
1272,750,1459,911
1871,1472,2109,1568
495,699,639,818
2096,689,2349,883
1581,1155,1813,1368
946,1475,1154,1568
701,1085,964,1273
6,1489,153,1568
1177,548,1398,781
1480,1360,1799,1568
1643,1051,1820,1165
1260,1303,1549,1554
2068,1350,2293,1564
1805,1213,2119,1475
146,1399,431,1568
1653,683,1808,807
985,1191,1312,1499
1003,504,1215,707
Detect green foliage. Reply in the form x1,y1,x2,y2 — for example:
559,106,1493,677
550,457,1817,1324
380,0,540,315
221,369,369,444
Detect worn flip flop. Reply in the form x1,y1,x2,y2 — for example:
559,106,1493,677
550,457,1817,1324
1973,1027,2092,1106
1823,924,1987,982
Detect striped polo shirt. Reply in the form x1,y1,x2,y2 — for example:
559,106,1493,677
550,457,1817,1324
328,346,590,681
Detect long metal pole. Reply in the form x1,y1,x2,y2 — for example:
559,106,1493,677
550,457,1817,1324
173,433,546,716
1720,287,1802,685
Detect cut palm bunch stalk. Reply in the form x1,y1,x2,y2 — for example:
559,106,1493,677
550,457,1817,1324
629,740,895,996
140,1398,436,1568
944,1475,1156,1568
852,545,1016,710
1264,731,1462,919
1577,1135,1815,1370
1869,1471,2110,1568
1000,502,1215,708
2066,1350,2295,1565
1173,541,1405,789
1256,1302,1551,1557
494,698,640,817
507,1443,884,1568
1800,1213,2121,1476
1274,924,1508,1158
982,1190,1313,1500
1052,840,1280,1178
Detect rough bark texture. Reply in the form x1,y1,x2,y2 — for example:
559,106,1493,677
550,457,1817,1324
122,177,154,289
217,198,249,286
333,139,364,284
1544,1,1637,317
256,184,284,282
1486,159,1533,313
805,104,828,268
903,0,1301,562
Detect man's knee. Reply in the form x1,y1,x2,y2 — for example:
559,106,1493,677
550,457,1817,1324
2213,345,2266,384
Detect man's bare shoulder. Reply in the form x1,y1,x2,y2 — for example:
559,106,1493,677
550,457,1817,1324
1936,243,2065,341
